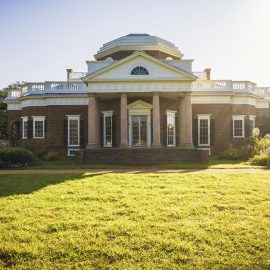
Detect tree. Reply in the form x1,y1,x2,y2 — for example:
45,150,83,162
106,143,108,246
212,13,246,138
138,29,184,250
0,81,26,140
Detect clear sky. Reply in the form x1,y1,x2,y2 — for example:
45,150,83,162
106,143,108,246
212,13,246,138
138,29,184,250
0,0,269,89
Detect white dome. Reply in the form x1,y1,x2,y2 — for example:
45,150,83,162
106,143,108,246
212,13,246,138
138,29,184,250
95,34,183,60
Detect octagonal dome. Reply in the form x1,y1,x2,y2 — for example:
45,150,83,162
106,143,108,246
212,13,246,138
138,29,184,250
94,34,183,61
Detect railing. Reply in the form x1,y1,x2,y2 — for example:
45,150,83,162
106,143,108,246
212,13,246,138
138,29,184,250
193,80,257,93
193,80,232,91
6,81,87,99
255,87,270,97
69,72,87,80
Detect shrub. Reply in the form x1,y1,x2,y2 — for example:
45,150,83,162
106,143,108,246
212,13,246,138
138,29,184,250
249,153,270,166
43,152,59,161
219,147,243,160
37,149,47,160
0,147,37,167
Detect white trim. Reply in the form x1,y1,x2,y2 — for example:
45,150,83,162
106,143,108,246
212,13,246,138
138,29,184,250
198,114,211,146
166,111,176,147
21,117,28,139
32,116,45,139
232,115,245,138
67,115,80,147
256,100,269,109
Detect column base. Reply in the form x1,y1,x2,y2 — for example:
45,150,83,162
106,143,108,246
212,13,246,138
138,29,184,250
152,143,161,148
120,142,129,148
179,143,194,149
86,143,100,150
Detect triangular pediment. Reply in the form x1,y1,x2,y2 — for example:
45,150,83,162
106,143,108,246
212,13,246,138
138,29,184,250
127,100,152,109
83,51,197,82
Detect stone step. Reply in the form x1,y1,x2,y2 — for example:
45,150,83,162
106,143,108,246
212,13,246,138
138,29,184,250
80,148,207,164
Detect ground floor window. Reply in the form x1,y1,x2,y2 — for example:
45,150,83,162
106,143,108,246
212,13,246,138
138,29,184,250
68,115,80,147
32,116,45,139
103,111,113,147
233,115,245,138
198,115,210,146
166,111,176,147
21,116,28,139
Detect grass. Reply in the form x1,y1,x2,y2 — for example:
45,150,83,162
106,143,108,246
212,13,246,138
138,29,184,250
25,155,267,170
0,172,269,269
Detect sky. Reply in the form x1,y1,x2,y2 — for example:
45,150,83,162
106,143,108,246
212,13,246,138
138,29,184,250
0,0,270,89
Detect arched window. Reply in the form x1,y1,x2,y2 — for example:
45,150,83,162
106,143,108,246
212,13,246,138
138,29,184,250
131,66,149,75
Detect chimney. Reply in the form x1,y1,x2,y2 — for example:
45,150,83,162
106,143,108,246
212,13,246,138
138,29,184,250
66,68,73,81
204,68,211,80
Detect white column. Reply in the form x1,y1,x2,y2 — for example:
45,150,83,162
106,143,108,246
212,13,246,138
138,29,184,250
120,93,128,148
86,93,99,149
152,92,161,147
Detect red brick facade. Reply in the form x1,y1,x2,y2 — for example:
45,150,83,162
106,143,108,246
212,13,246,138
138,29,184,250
7,97,268,156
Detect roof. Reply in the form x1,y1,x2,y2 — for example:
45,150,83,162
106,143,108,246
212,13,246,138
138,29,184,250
94,34,183,60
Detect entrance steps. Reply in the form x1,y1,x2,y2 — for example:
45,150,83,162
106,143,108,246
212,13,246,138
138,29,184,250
80,148,208,164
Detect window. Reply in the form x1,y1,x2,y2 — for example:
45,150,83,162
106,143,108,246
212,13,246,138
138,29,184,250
21,117,28,139
198,115,210,146
167,111,176,147
103,111,113,147
67,116,80,147
233,116,245,138
32,116,45,139
131,66,149,75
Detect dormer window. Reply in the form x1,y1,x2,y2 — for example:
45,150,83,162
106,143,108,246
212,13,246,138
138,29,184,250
131,66,149,75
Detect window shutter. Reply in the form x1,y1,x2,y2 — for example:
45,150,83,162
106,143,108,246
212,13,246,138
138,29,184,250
175,116,179,147
20,119,23,139
163,115,167,147
210,119,215,146
80,119,84,147
192,117,198,147
28,120,33,139
63,119,68,145
44,119,48,138
112,115,116,147
245,119,252,137
231,120,234,138
100,116,104,147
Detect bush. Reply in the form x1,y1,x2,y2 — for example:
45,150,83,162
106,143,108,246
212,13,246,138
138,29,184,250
219,147,244,160
37,149,47,160
0,147,37,167
249,153,270,166
43,152,59,161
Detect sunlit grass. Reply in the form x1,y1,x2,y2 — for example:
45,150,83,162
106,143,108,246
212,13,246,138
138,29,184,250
0,173,269,269
26,156,267,170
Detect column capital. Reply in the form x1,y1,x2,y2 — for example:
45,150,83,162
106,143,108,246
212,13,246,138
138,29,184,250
183,91,192,96
152,91,160,96
88,93,96,97
121,93,127,98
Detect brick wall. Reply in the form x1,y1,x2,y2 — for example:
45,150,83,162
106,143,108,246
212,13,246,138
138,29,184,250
6,99,269,156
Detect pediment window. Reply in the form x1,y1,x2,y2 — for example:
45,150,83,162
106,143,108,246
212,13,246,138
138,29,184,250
130,66,149,75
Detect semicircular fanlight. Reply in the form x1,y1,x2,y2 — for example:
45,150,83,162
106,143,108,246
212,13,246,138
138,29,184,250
131,66,149,75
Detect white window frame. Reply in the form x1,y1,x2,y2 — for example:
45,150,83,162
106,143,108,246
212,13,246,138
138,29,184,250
232,115,245,138
67,115,80,147
249,115,256,129
32,116,45,139
102,111,113,148
166,110,176,147
21,116,28,139
198,114,211,147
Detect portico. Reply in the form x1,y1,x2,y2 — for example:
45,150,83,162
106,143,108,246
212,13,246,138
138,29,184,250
86,91,194,149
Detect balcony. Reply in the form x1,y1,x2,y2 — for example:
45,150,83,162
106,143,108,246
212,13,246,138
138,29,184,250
192,80,258,94
6,81,87,100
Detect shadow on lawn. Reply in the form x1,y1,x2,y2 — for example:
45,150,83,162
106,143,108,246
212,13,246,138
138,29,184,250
0,173,102,197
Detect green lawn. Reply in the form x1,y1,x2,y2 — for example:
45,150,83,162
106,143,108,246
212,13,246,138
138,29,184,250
27,155,266,170
0,173,269,269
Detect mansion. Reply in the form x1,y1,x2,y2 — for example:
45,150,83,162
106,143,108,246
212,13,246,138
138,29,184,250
4,34,270,162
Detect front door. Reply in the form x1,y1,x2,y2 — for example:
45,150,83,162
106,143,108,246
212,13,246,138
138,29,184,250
131,115,148,146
